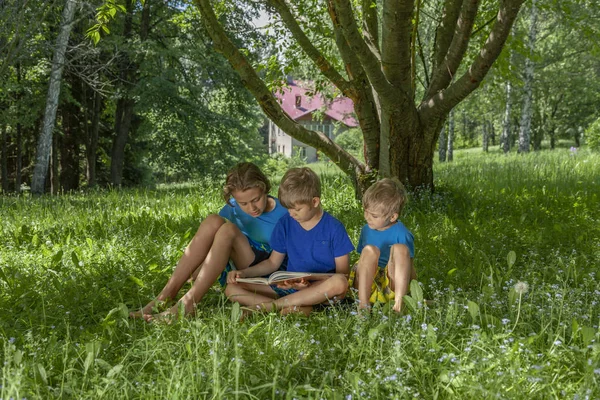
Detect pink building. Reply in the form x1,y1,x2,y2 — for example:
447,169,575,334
268,78,358,162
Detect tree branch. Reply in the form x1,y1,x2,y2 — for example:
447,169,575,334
430,0,462,84
268,0,354,96
419,0,525,121
381,0,414,94
361,0,379,52
194,0,365,181
426,0,480,98
330,0,398,103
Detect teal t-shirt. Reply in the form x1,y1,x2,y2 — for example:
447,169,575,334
218,196,287,252
357,221,414,267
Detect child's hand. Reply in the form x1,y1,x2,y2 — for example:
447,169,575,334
227,270,243,284
277,278,310,290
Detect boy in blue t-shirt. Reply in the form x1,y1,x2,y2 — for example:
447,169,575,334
225,167,354,316
349,178,416,313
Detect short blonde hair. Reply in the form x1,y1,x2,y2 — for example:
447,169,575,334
362,178,407,217
278,167,321,208
223,162,271,205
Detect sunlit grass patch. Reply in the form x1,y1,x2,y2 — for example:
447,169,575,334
1,148,599,398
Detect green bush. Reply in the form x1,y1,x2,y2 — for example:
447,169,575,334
585,117,600,151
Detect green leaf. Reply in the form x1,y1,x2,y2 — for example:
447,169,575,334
86,237,93,251
128,275,145,287
52,249,64,266
409,280,423,303
507,251,516,268
402,295,417,313
447,268,457,276
106,364,123,379
581,327,596,346
71,251,79,267
37,363,48,385
231,301,241,323
467,300,480,320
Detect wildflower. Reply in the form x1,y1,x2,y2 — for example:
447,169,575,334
514,281,529,294
9,337,15,344
502,318,510,325
421,323,428,331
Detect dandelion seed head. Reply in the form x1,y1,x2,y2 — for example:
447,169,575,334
514,281,529,294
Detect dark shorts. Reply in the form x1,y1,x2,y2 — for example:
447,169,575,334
270,285,298,298
218,247,270,287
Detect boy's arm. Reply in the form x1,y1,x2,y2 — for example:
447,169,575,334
238,251,285,278
333,254,350,275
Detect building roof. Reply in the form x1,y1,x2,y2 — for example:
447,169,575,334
274,79,358,127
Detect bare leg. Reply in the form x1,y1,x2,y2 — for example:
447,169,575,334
225,282,279,307
354,245,380,311
148,223,256,321
259,274,348,312
387,244,415,313
130,214,227,318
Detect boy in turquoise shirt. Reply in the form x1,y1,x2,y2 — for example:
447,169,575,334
349,178,415,312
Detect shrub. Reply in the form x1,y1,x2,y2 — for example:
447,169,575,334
584,117,600,151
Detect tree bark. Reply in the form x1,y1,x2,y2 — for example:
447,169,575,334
1,124,8,193
60,100,80,191
483,119,489,152
51,131,59,195
447,109,455,162
438,124,447,162
87,90,101,187
30,0,77,195
518,0,537,154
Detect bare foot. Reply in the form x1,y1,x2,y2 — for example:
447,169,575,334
129,301,157,319
280,305,312,317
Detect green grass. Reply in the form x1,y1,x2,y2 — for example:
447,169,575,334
1,147,599,399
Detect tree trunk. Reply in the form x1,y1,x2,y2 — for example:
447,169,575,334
501,79,512,153
438,124,446,162
483,120,489,152
60,101,80,191
16,122,22,193
51,131,59,195
30,0,77,195
87,90,101,187
447,110,455,162
490,122,496,146
518,0,537,154
1,125,8,193
109,0,150,187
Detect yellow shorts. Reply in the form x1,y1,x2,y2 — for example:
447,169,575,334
348,263,395,304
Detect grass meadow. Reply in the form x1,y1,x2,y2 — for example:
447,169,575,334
1,148,599,399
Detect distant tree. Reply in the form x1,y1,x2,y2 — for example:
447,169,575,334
31,0,78,195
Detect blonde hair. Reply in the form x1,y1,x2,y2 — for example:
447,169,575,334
278,167,321,208
362,178,407,217
223,162,271,204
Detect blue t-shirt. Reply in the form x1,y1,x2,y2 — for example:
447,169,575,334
357,221,414,267
218,196,287,252
270,211,355,273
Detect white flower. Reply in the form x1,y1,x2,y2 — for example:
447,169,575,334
514,281,529,294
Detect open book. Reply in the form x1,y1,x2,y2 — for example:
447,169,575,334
235,271,336,285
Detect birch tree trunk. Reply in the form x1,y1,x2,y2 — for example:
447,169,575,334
501,78,512,153
447,109,455,162
483,120,489,152
518,0,538,154
31,0,77,195
438,124,446,162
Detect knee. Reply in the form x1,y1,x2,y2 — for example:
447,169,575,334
358,245,380,271
199,214,226,231
327,274,348,297
215,221,241,240
390,244,410,259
